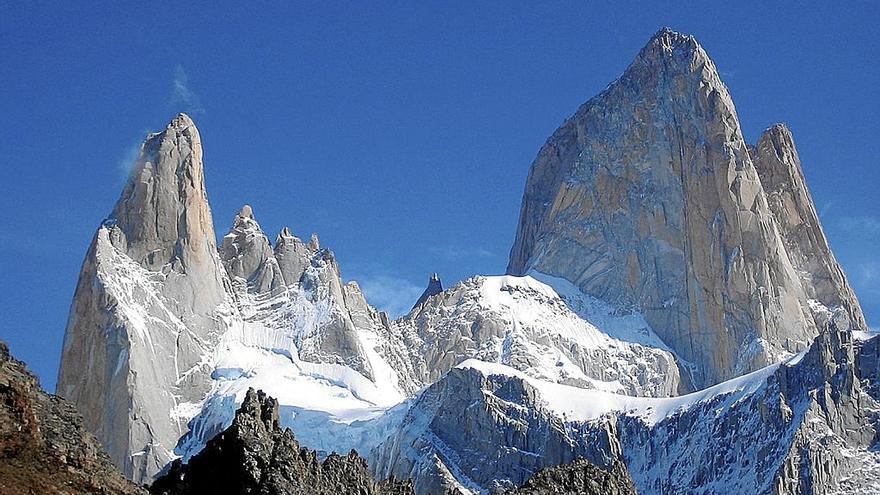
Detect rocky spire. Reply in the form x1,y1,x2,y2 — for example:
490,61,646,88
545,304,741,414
506,28,843,388
109,114,223,283
412,273,443,310
219,204,285,294
274,227,314,286
58,114,234,483
750,124,866,330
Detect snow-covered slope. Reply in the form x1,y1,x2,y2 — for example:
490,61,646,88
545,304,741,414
174,207,416,462
394,273,685,397
175,269,688,466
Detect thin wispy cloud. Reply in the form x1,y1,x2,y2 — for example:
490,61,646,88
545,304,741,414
347,273,423,318
837,216,880,237
855,261,879,285
170,65,205,115
117,139,143,179
428,245,494,261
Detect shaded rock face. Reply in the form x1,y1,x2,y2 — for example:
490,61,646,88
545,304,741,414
507,28,863,388
57,113,235,483
412,273,443,310
620,325,879,494
0,341,145,495
507,460,636,495
371,325,880,494
371,367,624,494
150,388,414,495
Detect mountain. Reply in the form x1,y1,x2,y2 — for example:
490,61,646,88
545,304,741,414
393,274,682,396
370,323,880,494
55,27,876,495
749,124,865,331
507,28,865,388
0,340,145,495
57,114,237,483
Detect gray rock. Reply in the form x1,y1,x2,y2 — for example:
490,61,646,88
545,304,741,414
370,366,623,494
412,273,443,310
219,205,286,294
57,113,236,483
506,28,862,388
274,226,314,286
507,460,637,495
750,124,866,330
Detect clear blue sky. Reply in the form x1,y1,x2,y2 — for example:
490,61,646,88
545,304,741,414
1,2,877,390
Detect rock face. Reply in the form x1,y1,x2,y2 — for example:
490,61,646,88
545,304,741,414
370,364,624,494
507,28,864,388
394,275,682,396
220,204,286,294
0,340,145,495
371,325,880,494
150,388,414,495
412,273,443,310
218,204,397,382
750,124,865,331
57,113,236,483
507,460,636,495
618,325,879,494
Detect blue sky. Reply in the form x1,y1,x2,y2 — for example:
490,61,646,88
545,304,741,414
1,2,877,390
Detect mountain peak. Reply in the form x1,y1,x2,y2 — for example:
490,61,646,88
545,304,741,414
412,273,443,310
506,27,845,388
221,203,285,294
633,27,715,82
237,204,255,220
167,112,195,131
648,27,699,50
106,112,215,274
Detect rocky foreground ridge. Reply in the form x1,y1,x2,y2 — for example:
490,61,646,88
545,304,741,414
0,340,145,495
150,388,414,495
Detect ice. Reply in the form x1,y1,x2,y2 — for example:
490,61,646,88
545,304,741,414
456,356,787,426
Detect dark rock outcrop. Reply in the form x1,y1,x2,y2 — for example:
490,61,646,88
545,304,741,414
508,460,636,495
150,388,414,495
412,273,443,310
0,340,146,495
